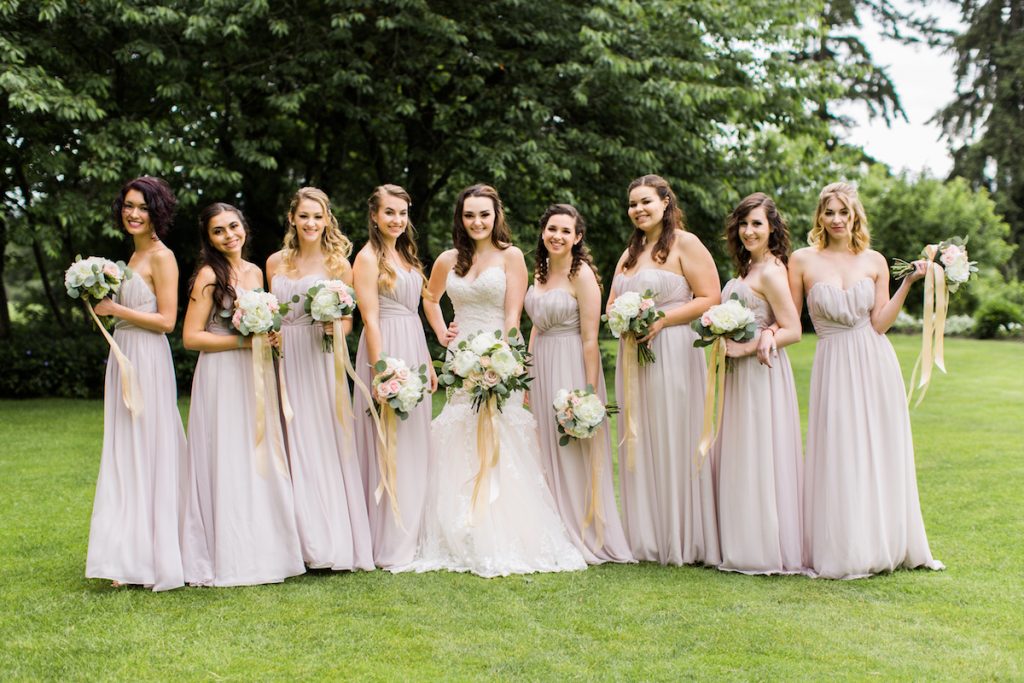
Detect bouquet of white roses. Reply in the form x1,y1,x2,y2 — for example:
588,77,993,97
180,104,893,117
304,279,357,352
64,255,132,301
553,386,618,446
436,329,531,412
230,288,290,337
372,355,430,419
891,236,978,293
691,294,758,348
602,289,665,365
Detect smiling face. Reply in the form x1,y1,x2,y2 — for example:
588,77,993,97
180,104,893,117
121,189,153,237
821,197,852,242
738,206,770,257
374,192,410,241
290,197,327,246
542,213,580,258
461,195,496,244
207,211,246,256
627,185,668,233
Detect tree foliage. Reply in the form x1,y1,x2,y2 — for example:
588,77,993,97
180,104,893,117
938,0,1024,277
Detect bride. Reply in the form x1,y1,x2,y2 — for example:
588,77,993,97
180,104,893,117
392,184,587,577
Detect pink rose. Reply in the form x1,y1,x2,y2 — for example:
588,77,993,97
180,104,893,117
386,379,402,395
326,281,346,294
701,312,712,327
482,369,501,388
102,263,119,277
338,292,353,307
232,310,243,328
395,367,410,381
479,356,492,368
940,245,963,266
376,382,392,400
640,299,653,311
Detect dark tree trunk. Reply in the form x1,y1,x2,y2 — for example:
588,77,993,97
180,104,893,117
0,215,11,338
31,237,67,330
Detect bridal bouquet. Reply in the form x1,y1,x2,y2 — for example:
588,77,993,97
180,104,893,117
603,289,664,365
692,294,758,463
64,255,131,301
436,329,531,412
891,236,978,293
65,255,139,415
372,355,430,419
231,288,291,337
691,294,758,348
304,279,357,352
553,386,618,446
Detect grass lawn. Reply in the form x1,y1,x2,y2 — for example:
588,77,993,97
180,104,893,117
0,335,1021,680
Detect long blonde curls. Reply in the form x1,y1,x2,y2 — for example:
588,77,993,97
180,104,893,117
808,182,871,253
366,184,428,295
279,187,353,277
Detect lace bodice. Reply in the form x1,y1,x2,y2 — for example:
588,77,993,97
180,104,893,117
447,266,507,343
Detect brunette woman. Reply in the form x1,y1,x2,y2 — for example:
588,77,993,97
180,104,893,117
86,176,187,591
181,203,305,586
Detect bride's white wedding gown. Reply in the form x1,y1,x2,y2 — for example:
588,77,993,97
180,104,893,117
391,266,587,577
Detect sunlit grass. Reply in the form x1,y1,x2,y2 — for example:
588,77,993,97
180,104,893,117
0,335,1020,679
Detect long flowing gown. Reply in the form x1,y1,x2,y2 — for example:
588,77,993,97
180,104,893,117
352,268,433,568
804,278,944,579
711,278,803,575
85,276,187,591
524,286,634,564
273,273,374,571
612,269,720,566
180,298,306,586
392,266,587,577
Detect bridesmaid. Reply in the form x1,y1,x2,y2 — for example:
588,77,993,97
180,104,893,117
86,176,186,591
181,203,305,586
608,174,721,566
712,193,804,575
267,187,374,572
524,204,634,565
352,184,437,568
789,182,944,579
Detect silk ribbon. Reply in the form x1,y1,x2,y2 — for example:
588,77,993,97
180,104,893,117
697,336,727,466
907,246,948,407
620,335,640,471
471,394,501,515
85,300,142,417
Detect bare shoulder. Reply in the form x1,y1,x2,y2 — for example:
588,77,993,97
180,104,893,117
265,250,284,274
864,248,888,268
435,248,458,268
354,244,378,268
193,264,216,288
789,247,816,265
503,245,526,264
761,260,790,288
150,246,178,268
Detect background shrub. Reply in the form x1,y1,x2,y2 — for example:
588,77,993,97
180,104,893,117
973,299,1024,339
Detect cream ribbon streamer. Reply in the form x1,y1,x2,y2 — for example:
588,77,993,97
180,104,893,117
582,425,607,549
696,335,727,466
276,332,294,423
85,300,142,417
374,403,404,529
906,246,948,407
471,394,501,515
619,335,640,471
251,333,289,478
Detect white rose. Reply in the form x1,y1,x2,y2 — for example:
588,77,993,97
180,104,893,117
553,389,571,412
397,383,423,411
469,332,499,357
451,350,480,377
707,300,742,334
945,258,970,284
613,292,642,318
574,394,607,428
242,305,274,333
607,311,630,337
489,347,519,379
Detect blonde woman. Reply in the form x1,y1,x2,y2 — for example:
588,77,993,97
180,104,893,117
351,184,437,568
789,182,943,579
267,187,373,572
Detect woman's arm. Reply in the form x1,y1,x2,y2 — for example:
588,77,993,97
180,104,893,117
870,251,926,334
727,264,801,359
353,248,383,365
575,265,604,389
92,250,179,333
182,266,250,352
503,247,529,337
424,250,457,347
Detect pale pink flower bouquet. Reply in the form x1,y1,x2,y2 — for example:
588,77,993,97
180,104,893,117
304,279,357,352
372,355,430,420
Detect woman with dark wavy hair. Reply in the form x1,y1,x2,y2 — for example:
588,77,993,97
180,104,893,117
180,202,305,587
524,203,634,564
608,174,721,566
393,184,586,577
712,192,804,575
267,187,373,573
86,176,187,591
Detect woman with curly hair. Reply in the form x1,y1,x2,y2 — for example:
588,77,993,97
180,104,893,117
267,187,373,572
524,203,633,564
86,176,188,591
712,192,804,575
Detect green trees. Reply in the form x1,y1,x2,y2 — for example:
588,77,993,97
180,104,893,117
938,0,1024,278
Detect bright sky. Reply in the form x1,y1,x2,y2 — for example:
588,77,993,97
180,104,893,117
837,3,966,177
